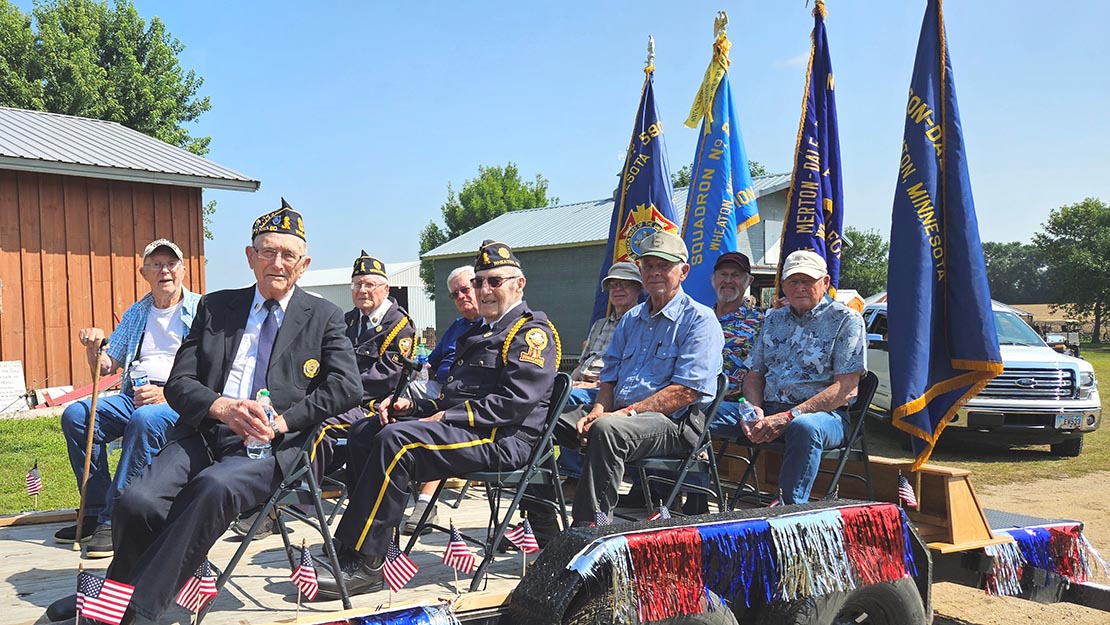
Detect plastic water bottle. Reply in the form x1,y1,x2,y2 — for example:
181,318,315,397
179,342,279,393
736,397,760,424
415,343,430,382
129,361,149,390
246,389,274,459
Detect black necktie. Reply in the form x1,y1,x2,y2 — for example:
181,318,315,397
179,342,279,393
358,315,370,342
250,299,279,398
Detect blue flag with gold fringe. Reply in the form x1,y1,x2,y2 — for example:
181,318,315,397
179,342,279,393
591,65,678,324
888,0,1002,470
680,20,759,306
777,1,844,297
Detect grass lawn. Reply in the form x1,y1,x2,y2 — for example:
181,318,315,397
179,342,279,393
867,344,1110,487
0,410,119,515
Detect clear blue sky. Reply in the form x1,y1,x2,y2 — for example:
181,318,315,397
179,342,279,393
98,1,1110,289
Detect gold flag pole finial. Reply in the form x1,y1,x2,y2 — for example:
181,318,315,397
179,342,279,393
714,11,728,38
644,35,655,75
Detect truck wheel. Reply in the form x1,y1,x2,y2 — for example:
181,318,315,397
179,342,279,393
757,578,925,625
563,587,739,625
1051,436,1083,457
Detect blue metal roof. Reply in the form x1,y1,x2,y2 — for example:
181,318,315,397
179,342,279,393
423,173,791,259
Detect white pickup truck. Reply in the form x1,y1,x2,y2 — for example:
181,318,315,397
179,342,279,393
863,301,1101,456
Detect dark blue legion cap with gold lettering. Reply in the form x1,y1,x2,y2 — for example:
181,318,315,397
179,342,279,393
252,197,306,241
352,249,388,279
474,240,521,272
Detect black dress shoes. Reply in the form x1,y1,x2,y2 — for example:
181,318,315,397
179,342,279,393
315,547,385,601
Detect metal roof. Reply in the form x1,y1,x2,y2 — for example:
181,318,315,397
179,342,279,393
0,106,259,191
299,260,423,288
423,173,792,259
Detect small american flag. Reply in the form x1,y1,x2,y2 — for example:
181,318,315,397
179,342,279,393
646,503,671,521
383,540,418,591
76,571,134,625
504,518,540,554
289,544,318,600
26,463,42,496
590,510,610,527
443,524,476,574
899,475,919,509
174,560,218,612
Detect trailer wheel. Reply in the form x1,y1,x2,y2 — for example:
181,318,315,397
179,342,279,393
758,578,925,625
1051,436,1084,457
562,587,740,625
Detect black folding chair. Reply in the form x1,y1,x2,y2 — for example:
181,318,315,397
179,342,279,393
197,430,351,623
720,370,878,509
403,372,572,592
622,373,729,517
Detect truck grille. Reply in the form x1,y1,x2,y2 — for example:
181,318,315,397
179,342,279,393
978,367,1075,400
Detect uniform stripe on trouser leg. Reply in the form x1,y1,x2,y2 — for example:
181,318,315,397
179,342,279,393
354,428,498,550
310,423,351,462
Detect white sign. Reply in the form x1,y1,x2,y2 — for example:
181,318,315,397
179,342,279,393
0,360,28,414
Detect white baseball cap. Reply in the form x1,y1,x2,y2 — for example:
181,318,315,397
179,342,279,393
781,250,827,279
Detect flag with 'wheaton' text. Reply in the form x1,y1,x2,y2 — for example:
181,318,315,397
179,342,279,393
680,25,759,306
888,0,1002,470
777,0,844,297
591,63,678,325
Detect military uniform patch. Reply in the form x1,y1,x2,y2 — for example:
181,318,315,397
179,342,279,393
519,328,548,367
398,337,414,358
303,358,320,378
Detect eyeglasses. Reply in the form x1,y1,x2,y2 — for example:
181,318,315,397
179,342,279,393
471,274,522,289
144,260,181,272
351,281,388,292
450,286,473,299
253,247,302,263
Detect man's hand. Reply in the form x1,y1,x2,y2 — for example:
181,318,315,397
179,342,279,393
78,327,107,350
572,380,599,390
132,384,166,407
377,396,413,426
576,406,629,446
420,411,445,423
746,409,791,444
211,397,273,442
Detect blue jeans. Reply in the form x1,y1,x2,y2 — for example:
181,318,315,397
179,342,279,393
725,401,846,505
558,386,599,479
60,393,179,525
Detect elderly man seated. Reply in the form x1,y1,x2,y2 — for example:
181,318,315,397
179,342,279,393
316,240,559,599
536,231,722,526
568,261,643,406
741,250,866,505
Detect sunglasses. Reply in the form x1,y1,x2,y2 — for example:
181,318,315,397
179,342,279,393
450,286,473,299
470,274,521,289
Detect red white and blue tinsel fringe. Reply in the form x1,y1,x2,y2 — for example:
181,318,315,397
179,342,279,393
305,601,459,625
984,523,1109,597
567,502,916,622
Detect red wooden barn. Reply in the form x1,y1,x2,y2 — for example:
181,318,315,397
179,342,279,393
0,107,258,395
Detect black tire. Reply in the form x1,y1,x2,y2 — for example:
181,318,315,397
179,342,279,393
757,578,926,625
1051,436,1084,457
563,586,740,625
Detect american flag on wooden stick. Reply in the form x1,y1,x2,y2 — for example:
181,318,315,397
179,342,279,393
25,462,42,496
174,560,218,612
383,539,418,591
443,523,476,574
590,510,610,527
289,544,318,600
647,503,671,521
77,571,134,625
899,474,919,509
504,518,540,554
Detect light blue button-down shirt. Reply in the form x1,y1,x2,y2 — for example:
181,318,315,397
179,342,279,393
599,287,723,414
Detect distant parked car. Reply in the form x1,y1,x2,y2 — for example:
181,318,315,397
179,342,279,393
864,301,1100,457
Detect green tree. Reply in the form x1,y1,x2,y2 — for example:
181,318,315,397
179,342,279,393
981,241,1057,304
419,163,556,297
1032,197,1110,343
0,0,215,236
671,160,767,188
839,226,889,297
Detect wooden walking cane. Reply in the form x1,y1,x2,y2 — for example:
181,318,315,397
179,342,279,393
74,339,107,552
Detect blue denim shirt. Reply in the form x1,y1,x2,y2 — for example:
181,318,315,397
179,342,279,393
745,297,865,405
600,287,724,413
107,288,200,394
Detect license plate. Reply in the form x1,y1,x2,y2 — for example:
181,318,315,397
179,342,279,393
1055,413,1083,430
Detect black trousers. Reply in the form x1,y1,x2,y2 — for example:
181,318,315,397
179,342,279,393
334,418,531,556
308,406,368,480
108,432,282,620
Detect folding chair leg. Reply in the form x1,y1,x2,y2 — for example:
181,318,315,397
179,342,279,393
403,480,447,554
729,448,762,510
196,493,282,625
303,463,351,610
447,479,471,509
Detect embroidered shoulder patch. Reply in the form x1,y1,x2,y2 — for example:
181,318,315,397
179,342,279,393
398,337,414,358
519,328,548,367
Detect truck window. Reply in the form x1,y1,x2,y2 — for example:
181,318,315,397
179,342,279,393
867,311,888,340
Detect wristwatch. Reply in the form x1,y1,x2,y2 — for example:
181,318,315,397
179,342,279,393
628,408,638,418
270,421,280,437
785,409,796,422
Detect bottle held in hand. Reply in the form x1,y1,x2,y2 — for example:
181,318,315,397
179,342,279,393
736,397,760,438
246,389,275,459
129,361,149,390
415,343,430,382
